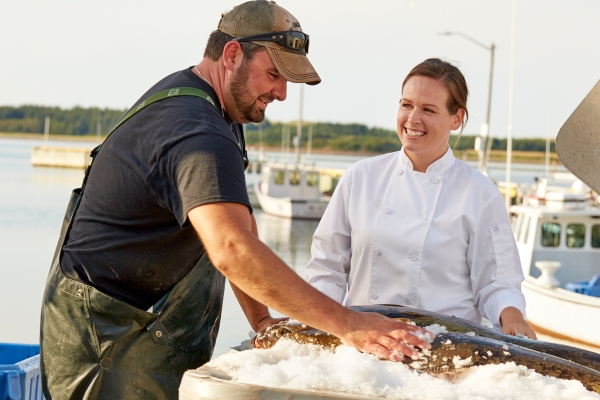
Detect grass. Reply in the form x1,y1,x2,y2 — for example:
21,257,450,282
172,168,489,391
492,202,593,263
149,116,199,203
455,149,561,165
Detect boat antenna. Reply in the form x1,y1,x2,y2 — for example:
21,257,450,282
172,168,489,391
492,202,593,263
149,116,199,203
307,123,313,160
258,121,265,162
44,116,50,143
295,85,304,167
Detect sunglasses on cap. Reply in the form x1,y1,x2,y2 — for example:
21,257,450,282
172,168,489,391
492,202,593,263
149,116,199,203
235,31,309,55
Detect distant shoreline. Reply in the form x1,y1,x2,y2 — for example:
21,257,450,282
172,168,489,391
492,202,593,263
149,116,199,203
0,132,102,142
247,145,562,166
1,132,561,165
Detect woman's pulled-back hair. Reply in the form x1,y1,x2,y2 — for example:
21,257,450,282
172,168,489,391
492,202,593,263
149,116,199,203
203,29,264,62
402,58,469,132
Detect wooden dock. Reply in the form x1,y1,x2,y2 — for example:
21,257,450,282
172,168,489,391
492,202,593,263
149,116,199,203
31,146,92,169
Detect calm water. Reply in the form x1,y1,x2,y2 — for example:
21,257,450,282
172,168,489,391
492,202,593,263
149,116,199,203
0,138,571,359
0,138,345,358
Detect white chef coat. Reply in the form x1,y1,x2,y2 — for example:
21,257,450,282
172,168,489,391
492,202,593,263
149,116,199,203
306,147,526,330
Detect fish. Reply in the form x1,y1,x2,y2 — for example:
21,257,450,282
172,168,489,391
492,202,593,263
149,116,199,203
355,304,600,372
252,304,600,394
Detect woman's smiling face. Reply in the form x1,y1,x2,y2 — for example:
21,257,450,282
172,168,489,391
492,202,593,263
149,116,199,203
397,75,465,172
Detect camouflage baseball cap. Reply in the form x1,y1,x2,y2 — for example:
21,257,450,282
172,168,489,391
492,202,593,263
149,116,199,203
218,0,321,85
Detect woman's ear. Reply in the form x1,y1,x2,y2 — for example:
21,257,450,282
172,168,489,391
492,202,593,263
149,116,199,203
452,109,466,131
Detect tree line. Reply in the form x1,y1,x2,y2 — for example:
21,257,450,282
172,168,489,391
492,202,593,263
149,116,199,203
244,120,556,153
0,106,125,136
0,105,555,153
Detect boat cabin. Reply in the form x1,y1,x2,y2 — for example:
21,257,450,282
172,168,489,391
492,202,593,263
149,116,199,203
511,201,600,292
260,163,322,200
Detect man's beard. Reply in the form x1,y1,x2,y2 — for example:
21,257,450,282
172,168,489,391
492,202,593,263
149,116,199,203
229,60,274,123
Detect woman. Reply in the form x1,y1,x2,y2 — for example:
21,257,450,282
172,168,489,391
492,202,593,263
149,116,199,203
306,58,536,338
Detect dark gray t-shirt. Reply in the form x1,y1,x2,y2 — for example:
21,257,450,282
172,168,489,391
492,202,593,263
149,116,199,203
61,67,250,310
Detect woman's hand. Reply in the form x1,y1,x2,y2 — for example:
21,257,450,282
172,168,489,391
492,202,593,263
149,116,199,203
500,306,538,339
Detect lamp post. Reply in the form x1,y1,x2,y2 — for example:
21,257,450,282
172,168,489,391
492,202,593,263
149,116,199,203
439,32,495,175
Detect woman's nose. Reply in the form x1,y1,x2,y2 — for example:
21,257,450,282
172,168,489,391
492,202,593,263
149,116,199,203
406,109,419,123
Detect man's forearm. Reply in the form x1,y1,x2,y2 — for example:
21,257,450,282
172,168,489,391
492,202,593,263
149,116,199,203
229,281,272,331
218,233,349,336
188,203,433,361
231,212,277,332
189,203,352,338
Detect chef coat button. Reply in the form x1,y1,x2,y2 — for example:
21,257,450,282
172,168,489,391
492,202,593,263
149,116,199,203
370,294,378,300
385,208,391,214
398,170,403,176
431,178,438,184
373,248,380,255
405,299,412,305
409,255,416,261
423,216,427,220
493,225,499,233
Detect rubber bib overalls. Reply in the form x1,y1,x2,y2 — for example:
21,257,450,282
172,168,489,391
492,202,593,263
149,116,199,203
40,88,232,399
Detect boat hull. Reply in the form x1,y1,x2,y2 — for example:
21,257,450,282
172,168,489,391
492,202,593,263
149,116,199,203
255,181,328,219
522,277,600,348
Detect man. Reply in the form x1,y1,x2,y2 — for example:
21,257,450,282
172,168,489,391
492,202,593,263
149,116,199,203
40,1,432,398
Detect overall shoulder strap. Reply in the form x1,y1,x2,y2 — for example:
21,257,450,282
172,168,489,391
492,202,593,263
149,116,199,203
92,87,216,157
80,87,217,191
60,87,225,245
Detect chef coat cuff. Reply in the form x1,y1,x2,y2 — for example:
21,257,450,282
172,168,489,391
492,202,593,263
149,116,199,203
485,294,526,331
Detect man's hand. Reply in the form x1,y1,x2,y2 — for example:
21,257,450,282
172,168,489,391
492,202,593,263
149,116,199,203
500,306,537,339
339,311,433,361
255,316,289,333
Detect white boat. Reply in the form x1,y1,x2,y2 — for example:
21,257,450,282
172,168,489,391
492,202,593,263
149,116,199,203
253,84,332,219
509,78,600,348
254,162,329,219
510,196,600,347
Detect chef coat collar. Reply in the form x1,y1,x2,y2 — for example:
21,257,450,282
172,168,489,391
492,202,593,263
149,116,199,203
398,146,455,175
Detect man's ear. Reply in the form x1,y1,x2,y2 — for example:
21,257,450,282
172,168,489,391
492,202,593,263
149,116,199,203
222,41,244,72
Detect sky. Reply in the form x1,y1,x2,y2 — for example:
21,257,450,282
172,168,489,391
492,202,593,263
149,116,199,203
1,0,599,139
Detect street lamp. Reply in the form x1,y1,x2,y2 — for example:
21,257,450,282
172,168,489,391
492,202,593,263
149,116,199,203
439,31,495,175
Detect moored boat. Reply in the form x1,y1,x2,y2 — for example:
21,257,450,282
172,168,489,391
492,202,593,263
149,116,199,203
510,79,600,349
520,276,600,346
254,162,329,219
510,198,600,348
